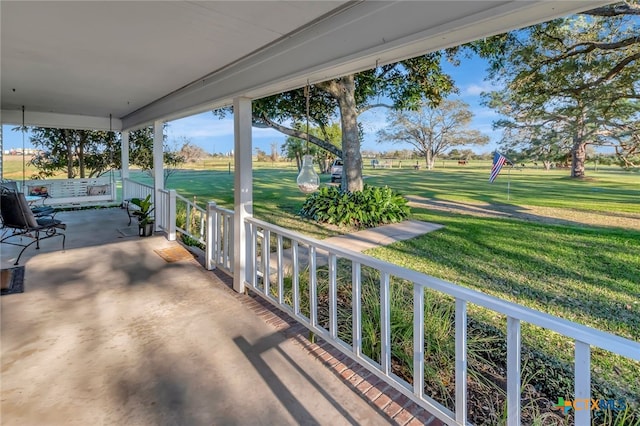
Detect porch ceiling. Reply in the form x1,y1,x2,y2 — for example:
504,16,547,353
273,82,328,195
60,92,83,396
1,1,610,131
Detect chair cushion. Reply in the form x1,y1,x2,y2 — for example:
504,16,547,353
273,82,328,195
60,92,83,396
0,192,39,228
27,185,50,197
87,184,110,196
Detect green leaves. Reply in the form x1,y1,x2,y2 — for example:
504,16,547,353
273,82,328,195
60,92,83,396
476,6,640,175
130,194,154,225
300,184,410,228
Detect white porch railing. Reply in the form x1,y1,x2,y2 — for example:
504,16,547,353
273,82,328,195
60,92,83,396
206,202,234,274
175,194,206,244
244,216,640,426
122,178,153,202
154,189,234,274
150,187,638,424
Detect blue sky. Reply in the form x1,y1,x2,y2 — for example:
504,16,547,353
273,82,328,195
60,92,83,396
2,55,502,155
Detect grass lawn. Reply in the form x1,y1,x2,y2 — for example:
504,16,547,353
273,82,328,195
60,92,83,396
161,159,640,416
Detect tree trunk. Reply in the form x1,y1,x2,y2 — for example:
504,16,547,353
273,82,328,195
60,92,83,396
543,161,552,170
571,107,588,178
426,150,434,170
78,131,86,178
295,152,302,172
316,77,363,192
571,139,587,178
64,129,74,178
336,75,363,192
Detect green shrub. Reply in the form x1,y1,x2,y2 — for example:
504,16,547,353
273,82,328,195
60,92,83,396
300,185,410,228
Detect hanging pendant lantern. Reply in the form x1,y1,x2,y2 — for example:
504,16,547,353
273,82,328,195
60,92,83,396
296,82,319,194
297,154,319,193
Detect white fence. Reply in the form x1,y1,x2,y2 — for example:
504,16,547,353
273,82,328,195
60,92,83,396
153,186,234,274
243,216,640,426
206,202,234,274
122,178,153,203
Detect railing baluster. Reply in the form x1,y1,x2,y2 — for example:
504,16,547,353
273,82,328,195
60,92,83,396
292,241,300,315
507,316,521,426
329,253,337,339
352,262,362,357
186,202,192,235
226,216,235,273
574,341,591,426
277,235,284,304
214,210,220,265
251,223,258,289
455,298,467,424
310,246,317,328
263,229,271,297
381,272,391,375
413,283,424,399
224,214,231,269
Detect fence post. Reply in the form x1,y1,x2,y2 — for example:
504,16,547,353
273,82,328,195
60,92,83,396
167,190,177,241
206,201,217,270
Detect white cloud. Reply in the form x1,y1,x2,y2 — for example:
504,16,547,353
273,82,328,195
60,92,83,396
167,113,233,140
462,81,499,97
472,107,500,119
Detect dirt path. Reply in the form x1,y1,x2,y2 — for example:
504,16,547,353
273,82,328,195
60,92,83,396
406,195,640,230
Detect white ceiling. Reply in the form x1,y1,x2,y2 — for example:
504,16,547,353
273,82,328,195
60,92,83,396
1,1,610,131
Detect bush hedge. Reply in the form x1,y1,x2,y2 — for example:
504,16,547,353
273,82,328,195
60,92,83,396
300,184,410,228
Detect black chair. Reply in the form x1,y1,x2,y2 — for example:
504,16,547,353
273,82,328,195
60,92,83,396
0,180,56,219
0,189,66,265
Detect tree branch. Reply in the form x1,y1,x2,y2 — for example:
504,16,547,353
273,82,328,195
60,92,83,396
544,35,640,64
576,51,640,91
253,114,342,158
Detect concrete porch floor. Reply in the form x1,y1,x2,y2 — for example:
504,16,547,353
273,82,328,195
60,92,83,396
1,208,440,426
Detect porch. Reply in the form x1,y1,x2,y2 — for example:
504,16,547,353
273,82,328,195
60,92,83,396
0,208,432,425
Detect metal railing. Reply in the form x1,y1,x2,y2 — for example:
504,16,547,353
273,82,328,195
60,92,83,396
244,216,640,426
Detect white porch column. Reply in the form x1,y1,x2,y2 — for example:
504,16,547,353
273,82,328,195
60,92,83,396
0,125,4,179
120,130,129,201
153,121,164,232
233,97,252,293
121,130,130,180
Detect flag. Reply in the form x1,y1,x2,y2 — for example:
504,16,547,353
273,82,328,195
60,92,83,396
489,151,508,183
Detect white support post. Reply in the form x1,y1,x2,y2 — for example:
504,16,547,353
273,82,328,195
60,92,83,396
153,121,164,233
121,131,130,201
167,189,177,241
121,130,130,181
0,125,4,179
233,97,252,293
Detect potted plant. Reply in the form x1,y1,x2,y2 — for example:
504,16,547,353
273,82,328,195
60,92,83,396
130,194,155,237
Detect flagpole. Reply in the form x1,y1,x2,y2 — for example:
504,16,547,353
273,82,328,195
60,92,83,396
507,167,511,201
